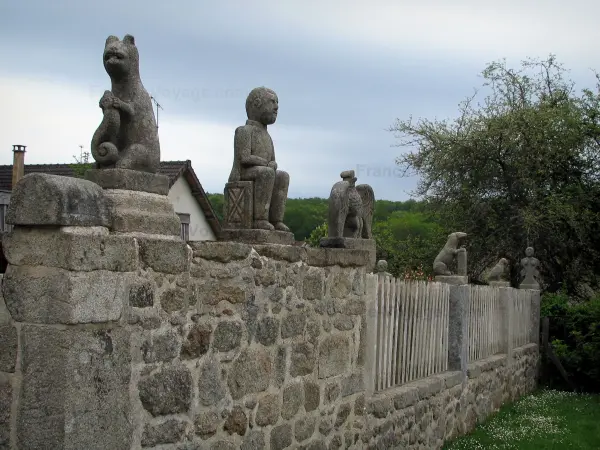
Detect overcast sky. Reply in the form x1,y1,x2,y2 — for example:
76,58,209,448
1,1,599,200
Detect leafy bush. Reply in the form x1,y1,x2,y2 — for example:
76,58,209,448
541,292,600,392
305,222,328,247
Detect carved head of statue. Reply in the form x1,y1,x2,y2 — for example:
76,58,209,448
340,170,357,186
376,260,388,273
246,87,278,125
525,247,535,257
103,34,139,80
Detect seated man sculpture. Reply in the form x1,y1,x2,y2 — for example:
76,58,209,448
225,87,290,232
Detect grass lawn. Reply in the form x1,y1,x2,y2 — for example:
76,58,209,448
444,390,600,449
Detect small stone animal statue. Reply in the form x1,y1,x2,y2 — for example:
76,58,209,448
327,170,375,239
91,34,160,173
488,258,509,282
433,232,467,276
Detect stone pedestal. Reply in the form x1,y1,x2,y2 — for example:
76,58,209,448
85,168,169,195
103,189,181,237
223,181,253,229
457,250,467,276
85,168,181,237
519,283,540,290
320,237,376,271
220,228,294,245
435,275,468,286
2,173,135,450
490,281,510,287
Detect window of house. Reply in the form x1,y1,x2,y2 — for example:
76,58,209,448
177,213,190,241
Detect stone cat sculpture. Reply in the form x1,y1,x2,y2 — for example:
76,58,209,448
91,34,160,173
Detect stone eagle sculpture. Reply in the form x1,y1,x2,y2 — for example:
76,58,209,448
327,170,374,239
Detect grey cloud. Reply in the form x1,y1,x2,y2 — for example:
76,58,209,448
1,0,597,201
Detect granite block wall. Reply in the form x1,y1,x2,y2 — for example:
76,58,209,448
0,221,540,450
0,229,541,450
128,240,371,450
362,344,539,449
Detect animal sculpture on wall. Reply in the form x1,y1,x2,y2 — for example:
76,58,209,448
433,232,468,276
91,34,160,173
327,170,374,239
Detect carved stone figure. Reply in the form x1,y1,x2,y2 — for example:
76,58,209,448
519,247,541,289
488,258,510,286
488,258,509,281
91,34,160,173
376,260,392,277
433,232,468,276
224,87,289,232
325,170,374,239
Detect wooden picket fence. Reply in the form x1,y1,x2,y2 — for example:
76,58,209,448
467,285,503,361
366,275,537,393
372,276,450,392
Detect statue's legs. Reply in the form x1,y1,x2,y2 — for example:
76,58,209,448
241,166,275,230
269,170,290,231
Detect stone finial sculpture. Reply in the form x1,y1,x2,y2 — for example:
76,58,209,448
433,232,467,276
519,247,541,289
222,87,292,244
319,170,376,270
433,232,468,285
91,34,160,173
376,260,392,276
488,258,510,287
325,170,374,240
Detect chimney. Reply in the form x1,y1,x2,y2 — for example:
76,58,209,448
12,145,26,188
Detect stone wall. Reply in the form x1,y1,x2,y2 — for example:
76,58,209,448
129,241,370,450
362,344,539,449
0,172,541,450
0,224,374,450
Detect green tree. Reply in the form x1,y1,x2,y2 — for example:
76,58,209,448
306,221,328,247
390,55,600,293
207,193,224,221
69,163,93,178
283,198,328,241
373,209,447,278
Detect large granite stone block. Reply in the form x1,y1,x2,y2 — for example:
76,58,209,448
16,325,132,450
103,189,181,236
6,173,109,227
0,324,17,372
3,265,129,324
2,226,138,272
137,237,191,274
220,229,294,245
0,378,11,447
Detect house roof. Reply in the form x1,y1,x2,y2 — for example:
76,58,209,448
0,160,222,237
